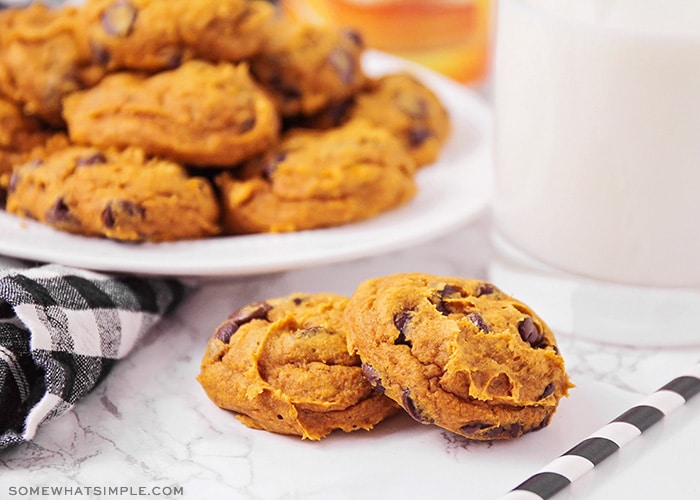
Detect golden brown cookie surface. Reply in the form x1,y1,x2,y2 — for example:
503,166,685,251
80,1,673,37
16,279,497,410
78,0,275,71
6,145,220,241
216,119,417,234
0,3,102,126
0,97,55,191
197,293,400,440
344,273,573,441
62,60,279,167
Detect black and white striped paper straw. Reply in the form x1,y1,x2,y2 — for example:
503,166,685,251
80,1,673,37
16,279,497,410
501,362,700,499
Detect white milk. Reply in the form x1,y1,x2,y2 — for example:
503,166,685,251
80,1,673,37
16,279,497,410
493,0,700,287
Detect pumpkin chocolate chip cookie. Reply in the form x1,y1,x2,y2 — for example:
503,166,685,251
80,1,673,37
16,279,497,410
344,273,573,440
250,20,367,117
197,293,400,440
62,60,279,167
0,3,104,126
216,119,417,234
6,145,220,242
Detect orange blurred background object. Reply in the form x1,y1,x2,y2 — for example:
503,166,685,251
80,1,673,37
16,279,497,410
281,0,491,84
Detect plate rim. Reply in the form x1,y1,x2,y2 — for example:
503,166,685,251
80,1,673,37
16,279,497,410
0,50,493,277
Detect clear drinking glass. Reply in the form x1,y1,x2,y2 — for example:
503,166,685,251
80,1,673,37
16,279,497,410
490,0,700,346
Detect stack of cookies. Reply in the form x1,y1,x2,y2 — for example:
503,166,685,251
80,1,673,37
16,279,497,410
198,273,573,441
0,0,451,242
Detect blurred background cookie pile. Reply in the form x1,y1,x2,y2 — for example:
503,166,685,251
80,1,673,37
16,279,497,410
0,0,451,242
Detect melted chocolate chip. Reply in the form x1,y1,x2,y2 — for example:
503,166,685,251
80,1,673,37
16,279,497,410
76,152,107,166
101,0,137,37
460,421,490,435
475,282,496,296
90,42,111,65
361,363,384,393
45,198,72,223
539,382,555,400
393,311,413,348
238,117,256,134
518,317,544,347
215,301,272,343
407,127,432,148
102,200,144,228
343,29,364,47
401,389,429,423
433,285,462,316
468,312,490,333
262,152,286,180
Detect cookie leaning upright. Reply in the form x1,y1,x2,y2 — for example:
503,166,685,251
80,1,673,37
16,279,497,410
197,293,400,440
344,273,573,441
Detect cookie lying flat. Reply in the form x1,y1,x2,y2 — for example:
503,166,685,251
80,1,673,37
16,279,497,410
6,145,220,241
198,293,400,440
344,273,573,441
216,119,417,234
63,60,279,167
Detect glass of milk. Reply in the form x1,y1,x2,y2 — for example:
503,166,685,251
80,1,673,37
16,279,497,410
489,0,700,346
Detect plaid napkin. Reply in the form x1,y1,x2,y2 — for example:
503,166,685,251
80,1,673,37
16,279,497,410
0,257,186,450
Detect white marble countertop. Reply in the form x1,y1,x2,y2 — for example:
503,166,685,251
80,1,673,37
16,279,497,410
1,212,699,500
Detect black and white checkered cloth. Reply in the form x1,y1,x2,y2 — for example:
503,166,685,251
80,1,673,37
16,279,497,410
0,258,186,450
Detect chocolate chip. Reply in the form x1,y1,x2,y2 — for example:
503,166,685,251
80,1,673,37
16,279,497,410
343,29,364,47
328,49,356,85
238,117,256,134
361,363,384,393
262,152,286,180
102,200,144,228
460,421,490,435
484,423,521,439
401,389,429,423
468,312,490,333
163,51,182,69
76,152,107,166
292,297,304,305
518,317,543,347
101,0,137,37
429,285,466,315
407,127,432,148
475,282,496,296
45,198,72,223
90,42,111,65
393,311,413,348
215,301,272,343
539,382,555,400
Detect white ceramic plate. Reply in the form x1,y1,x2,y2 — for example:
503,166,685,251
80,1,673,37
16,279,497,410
0,51,492,277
